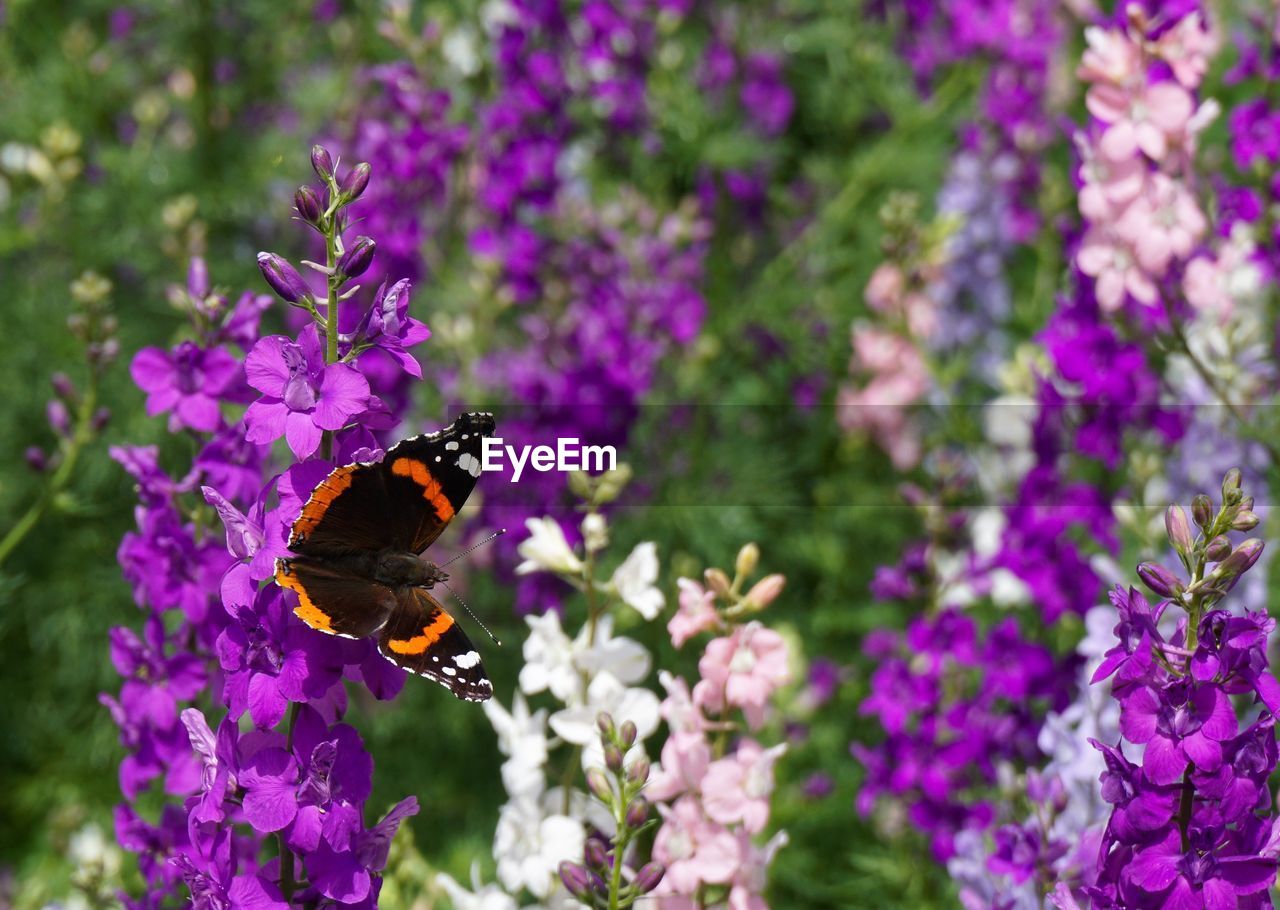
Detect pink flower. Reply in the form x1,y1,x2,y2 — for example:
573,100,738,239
727,831,788,910
659,671,709,737
700,740,786,834
1154,14,1214,89
1116,174,1206,274
693,622,791,729
668,578,721,649
648,731,712,802
1078,26,1141,86
1087,79,1194,162
864,263,905,313
1076,227,1158,311
652,796,740,895
1076,138,1146,222
839,326,928,469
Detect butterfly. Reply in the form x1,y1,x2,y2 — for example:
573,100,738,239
274,412,496,702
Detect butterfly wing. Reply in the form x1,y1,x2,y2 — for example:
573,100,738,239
287,461,398,555
275,556,396,638
378,412,496,555
377,587,492,702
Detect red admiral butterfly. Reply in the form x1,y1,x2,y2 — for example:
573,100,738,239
274,412,496,702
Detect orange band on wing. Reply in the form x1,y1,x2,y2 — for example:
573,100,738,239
390,458,456,523
386,610,455,655
275,562,335,633
290,465,357,543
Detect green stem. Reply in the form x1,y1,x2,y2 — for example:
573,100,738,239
607,828,627,910
320,207,342,459
0,375,98,567
563,534,604,816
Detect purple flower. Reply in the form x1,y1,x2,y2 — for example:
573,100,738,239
243,326,371,458
1119,679,1238,785
110,617,207,729
1229,100,1280,171
130,341,241,433
355,279,430,378
740,53,793,137
1125,827,1276,908
215,565,346,729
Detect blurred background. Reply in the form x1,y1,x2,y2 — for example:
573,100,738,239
0,0,1079,906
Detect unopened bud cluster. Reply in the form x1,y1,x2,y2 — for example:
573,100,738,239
259,144,375,317
703,542,786,623
1138,467,1264,618
559,712,664,908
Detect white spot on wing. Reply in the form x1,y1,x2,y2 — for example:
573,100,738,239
457,453,481,477
442,666,457,676
455,650,481,668
445,441,459,451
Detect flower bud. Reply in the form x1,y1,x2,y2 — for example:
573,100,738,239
744,573,786,608
593,463,633,504
24,446,48,472
257,252,311,304
294,185,323,226
604,743,625,773
559,861,592,899
626,755,650,784
584,837,609,870
50,372,76,402
633,862,665,894
1191,495,1213,529
581,512,608,553
1136,563,1183,599
618,720,637,749
1206,536,1231,561
91,407,111,432
1232,511,1260,532
337,236,376,280
47,400,71,436
92,338,120,365
187,256,209,299
1220,539,1265,578
338,161,371,202
1165,504,1192,556
1222,468,1243,504
311,144,335,182
597,712,616,739
586,768,613,803
704,567,732,598
625,797,649,829
736,542,760,578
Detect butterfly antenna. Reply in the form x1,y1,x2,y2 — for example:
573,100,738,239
441,528,507,567
440,579,502,647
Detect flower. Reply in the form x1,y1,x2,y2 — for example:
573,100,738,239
610,542,664,620
1115,173,1206,275
1076,227,1158,310
243,326,371,458
515,516,584,576
494,798,585,899
651,796,740,895
693,622,790,729
129,341,241,433
700,740,786,834
1086,77,1194,163
355,279,431,378
668,578,721,648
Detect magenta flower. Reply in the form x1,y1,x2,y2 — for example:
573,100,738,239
1126,827,1277,908
130,341,241,433
693,622,790,729
243,326,370,458
355,279,431,378
1120,679,1238,785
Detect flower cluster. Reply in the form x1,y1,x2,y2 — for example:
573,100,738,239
105,146,434,906
439,479,666,906
1075,9,1215,312
837,193,946,470
647,543,791,909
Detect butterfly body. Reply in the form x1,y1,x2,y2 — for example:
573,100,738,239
274,412,496,702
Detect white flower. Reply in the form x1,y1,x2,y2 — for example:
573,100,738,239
515,517,584,577
575,615,650,685
436,864,520,910
519,611,583,705
610,542,664,620
549,672,660,770
484,692,550,801
494,798,584,899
